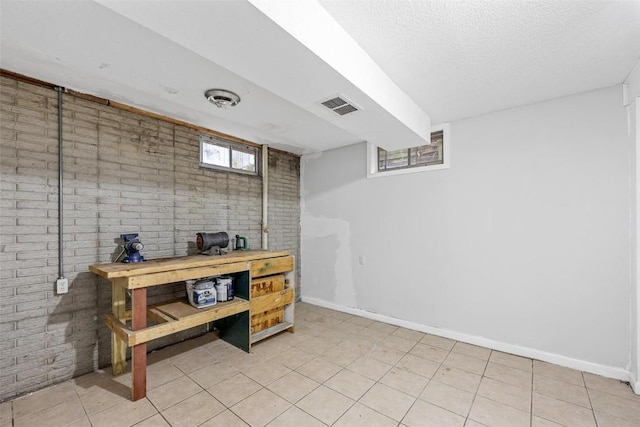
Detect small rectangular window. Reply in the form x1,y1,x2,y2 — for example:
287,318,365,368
378,130,444,172
200,135,259,175
368,124,449,178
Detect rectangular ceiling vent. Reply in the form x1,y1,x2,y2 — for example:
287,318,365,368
320,96,359,116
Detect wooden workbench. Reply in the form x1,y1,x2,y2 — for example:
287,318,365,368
89,250,294,401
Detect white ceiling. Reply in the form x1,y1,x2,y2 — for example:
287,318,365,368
1,0,639,155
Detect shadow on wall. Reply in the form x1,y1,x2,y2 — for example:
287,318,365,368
47,272,101,381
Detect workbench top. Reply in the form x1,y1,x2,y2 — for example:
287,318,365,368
89,250,290,279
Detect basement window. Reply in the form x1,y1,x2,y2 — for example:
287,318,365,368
367,123,450,178
200,135,259,175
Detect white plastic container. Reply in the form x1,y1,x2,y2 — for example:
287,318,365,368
186,279,217,308
217,277,233,301
215,281,228,303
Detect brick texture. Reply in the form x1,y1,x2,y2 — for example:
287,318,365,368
0,75,301,401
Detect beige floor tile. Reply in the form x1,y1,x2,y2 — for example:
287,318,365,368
469,395,530,427
420,334,457,351
13,381,78,418
172,348,219,374
366,321,398,334
531,415,564,426
359,382,416,421
484,361,532,389
296,385,354,425
419,380,474,417
216,351,264,372
477,376,531,412
251,336,293,358
162,390,225,426
594,410,640,427
345,315,375,327
463,420,488,427
341,336,380,354
584,373,640,402
14,399,86,427
296,357,342,383
489,351,533,373
199,409,249,426
243,361,291,386
79,383,130,415
334,402,397,427
67,416,92,427
409,342,450,363
266,406,326,427
451,342,491,360
347,355,393,381
443,351,488,375
533,360,585,387
359,327,393,342
324,369,375,400
295,336,338,355
146,361,185,390
368,345,406,365
133,414,170,427
231,388,291,427
207,373,262,407
320,346,362,366
0,401,11,426
89,397,158,427
267,371,320,403
189,363,239,389
379,367,429,397
72,370,119,396
403,399,465,427
274,347,315,370
147,375,203,411
532,392,597,426
396,353,440,378
380,334,417,352
588,389,640,424
534,374,591,408
391,327,425,342
432,365,482,393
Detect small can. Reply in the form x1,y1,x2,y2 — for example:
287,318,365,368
218,276,233,300
215,281,228,302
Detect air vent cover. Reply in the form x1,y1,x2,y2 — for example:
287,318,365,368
320,96,359,116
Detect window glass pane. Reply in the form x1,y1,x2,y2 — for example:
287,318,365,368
232,149,256,172
378,130,445,172
378,147,387,170
202,141,230,167
410,144,442,166
382,148,409,169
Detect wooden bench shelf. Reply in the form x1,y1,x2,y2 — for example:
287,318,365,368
105,298,250,347
89,250,295,401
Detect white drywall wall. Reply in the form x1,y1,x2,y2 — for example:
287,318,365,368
301,85,631,372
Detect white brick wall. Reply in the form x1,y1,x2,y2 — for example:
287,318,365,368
0,75,301,401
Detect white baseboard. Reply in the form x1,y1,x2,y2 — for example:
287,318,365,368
301,296,631,385
632,371,640,395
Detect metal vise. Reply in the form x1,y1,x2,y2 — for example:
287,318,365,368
120,233,145,263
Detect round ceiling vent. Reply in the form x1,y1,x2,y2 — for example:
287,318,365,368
204,89,241,108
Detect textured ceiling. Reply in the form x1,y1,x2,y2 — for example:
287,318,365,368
321,0,640,123
1,0,639,154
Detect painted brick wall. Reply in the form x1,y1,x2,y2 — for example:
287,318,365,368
0,75,301,401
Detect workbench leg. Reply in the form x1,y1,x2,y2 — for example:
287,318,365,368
111,284,127,376
131,288,147,401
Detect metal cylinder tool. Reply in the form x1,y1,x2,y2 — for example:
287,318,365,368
196,232,229,255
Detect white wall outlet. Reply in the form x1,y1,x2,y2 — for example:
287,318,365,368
358,255,366,265
56,278,69,294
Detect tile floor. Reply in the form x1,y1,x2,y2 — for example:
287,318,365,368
2,302,639,426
